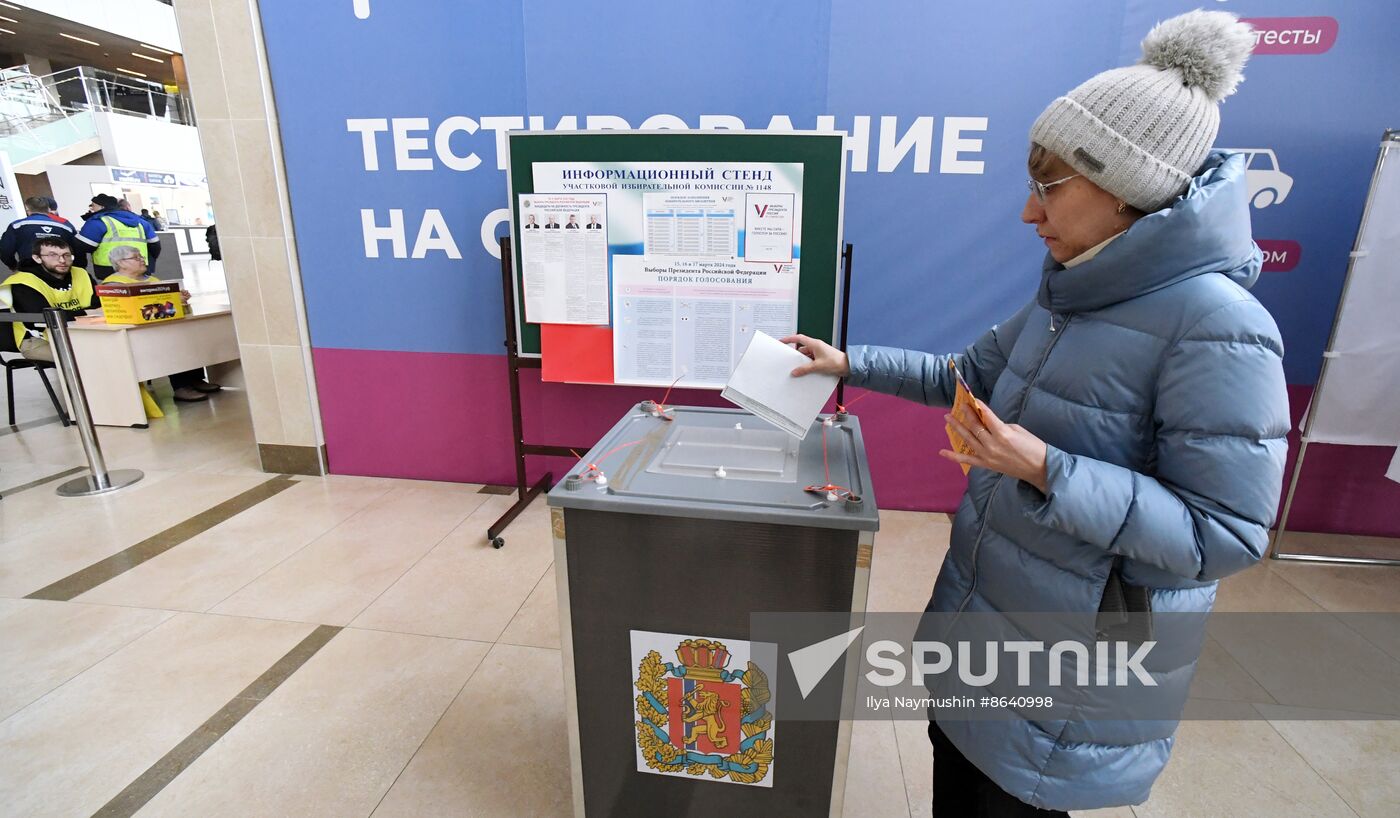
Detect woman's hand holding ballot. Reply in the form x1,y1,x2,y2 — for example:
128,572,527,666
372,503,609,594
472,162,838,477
941,399,1049,494
782,334,850,377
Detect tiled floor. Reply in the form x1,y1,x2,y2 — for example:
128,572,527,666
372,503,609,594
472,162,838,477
1,373,1397,817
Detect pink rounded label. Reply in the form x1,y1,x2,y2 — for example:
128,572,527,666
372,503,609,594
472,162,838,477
1257,239,1302,272
1241,17,1339,55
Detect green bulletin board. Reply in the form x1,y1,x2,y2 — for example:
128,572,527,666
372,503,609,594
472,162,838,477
505,130,847,359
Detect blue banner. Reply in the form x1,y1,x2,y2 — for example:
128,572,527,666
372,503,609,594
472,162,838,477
261,0,1399,384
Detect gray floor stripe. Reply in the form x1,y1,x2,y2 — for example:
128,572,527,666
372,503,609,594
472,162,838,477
0,414,62,437
90,624,344,818
25,475,298,602
0,465,87,496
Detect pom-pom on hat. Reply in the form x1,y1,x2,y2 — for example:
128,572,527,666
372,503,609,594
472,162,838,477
1029,9,1256,212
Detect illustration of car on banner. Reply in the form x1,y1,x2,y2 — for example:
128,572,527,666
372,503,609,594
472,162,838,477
631,630,775,787
1222,148,1294,209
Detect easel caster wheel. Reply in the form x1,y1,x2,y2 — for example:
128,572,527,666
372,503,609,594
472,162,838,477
491,537,505,549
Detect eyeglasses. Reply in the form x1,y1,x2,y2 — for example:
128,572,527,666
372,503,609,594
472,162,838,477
39,252,73,261
1026,173,1080,204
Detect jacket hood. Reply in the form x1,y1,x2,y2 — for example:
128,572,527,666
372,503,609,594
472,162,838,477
1037,152,1262,314
95,209,149,227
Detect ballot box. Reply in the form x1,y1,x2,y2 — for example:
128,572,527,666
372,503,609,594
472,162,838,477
548,403,879,817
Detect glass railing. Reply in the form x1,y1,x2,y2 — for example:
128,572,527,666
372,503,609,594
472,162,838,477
0,65,194,134
0,109,97,166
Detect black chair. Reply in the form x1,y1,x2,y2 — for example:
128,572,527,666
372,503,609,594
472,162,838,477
3,355,71,427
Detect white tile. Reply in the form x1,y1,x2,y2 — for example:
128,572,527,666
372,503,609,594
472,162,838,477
0,472,268,597
213,485,482,625
498,564,561,649
78,477,391,612
0,613,314,818
0,599,173,721
208,0,268,121
894,717,932,816
136,628,490,818
1134,720,1357,818
268,344,316,446
1258,705,1400,818
352,494,549,641
372,643,572,817
238,343,283,445
231,120,287,239
251,238,301,348
1274,562,1400,614
843,717,911,817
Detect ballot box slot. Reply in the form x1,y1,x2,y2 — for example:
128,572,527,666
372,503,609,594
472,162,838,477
647,424,798,482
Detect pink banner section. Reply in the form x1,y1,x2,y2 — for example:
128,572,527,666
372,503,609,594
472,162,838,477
312,349,1400,537
1241,16,1339,55
1257,239,1302,273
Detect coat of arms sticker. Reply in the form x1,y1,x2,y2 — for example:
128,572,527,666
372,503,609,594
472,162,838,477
630,630,775,787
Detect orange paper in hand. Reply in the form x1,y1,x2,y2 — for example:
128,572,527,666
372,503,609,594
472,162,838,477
944,360,982,475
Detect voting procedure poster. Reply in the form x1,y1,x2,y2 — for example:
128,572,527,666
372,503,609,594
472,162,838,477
527,161,804,388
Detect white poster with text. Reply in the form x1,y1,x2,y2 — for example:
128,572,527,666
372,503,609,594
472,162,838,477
518,192,609,324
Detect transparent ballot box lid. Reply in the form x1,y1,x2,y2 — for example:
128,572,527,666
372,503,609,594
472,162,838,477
547,404,879,532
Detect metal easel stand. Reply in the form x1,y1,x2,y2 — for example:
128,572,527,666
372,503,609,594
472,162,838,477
1269,131,1398,567
485,238,857,549
486,237,583,549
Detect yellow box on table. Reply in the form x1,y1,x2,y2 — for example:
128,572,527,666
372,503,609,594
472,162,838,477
94,281,186,325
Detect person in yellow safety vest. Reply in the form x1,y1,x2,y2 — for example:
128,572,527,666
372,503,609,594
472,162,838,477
105,244,222,401
76,194,161,281
0,235,94,362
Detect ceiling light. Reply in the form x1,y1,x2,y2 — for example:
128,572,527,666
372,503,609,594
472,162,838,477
0,2,19,10
0,15,16,23
117,68,148,78
138,43,176,56
131,52,164,64
0,28,12,35
59,32,101,47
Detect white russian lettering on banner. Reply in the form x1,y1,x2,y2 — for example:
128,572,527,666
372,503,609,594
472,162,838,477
391,118,433,171
941,116,988,174
877,115,933,173
700,114,746,130
346,118,388,170
361,209,406,257
435,116,482,171
585,115,631,130
412,209,462,259
640,114,689,129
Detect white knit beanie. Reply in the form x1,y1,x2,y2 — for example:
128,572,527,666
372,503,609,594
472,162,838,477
1029,10,1256,212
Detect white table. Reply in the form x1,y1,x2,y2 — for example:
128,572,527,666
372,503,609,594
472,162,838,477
63,305,240,427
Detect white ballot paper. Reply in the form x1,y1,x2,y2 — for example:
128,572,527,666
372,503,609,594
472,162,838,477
1388,447,1400,485
721,331,837,440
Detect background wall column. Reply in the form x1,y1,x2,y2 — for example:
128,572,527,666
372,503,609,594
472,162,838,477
170,0,325,474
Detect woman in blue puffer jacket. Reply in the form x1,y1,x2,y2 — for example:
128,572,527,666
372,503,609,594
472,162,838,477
786,10,1289,817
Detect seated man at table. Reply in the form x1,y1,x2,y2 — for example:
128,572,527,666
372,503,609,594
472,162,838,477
0,235,93,362
105,244,221,402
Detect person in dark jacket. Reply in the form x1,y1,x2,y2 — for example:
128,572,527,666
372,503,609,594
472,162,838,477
76,194,161,281
0,197,84,274
786,11,1287,816
44,198,69,226
205,223,220,261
